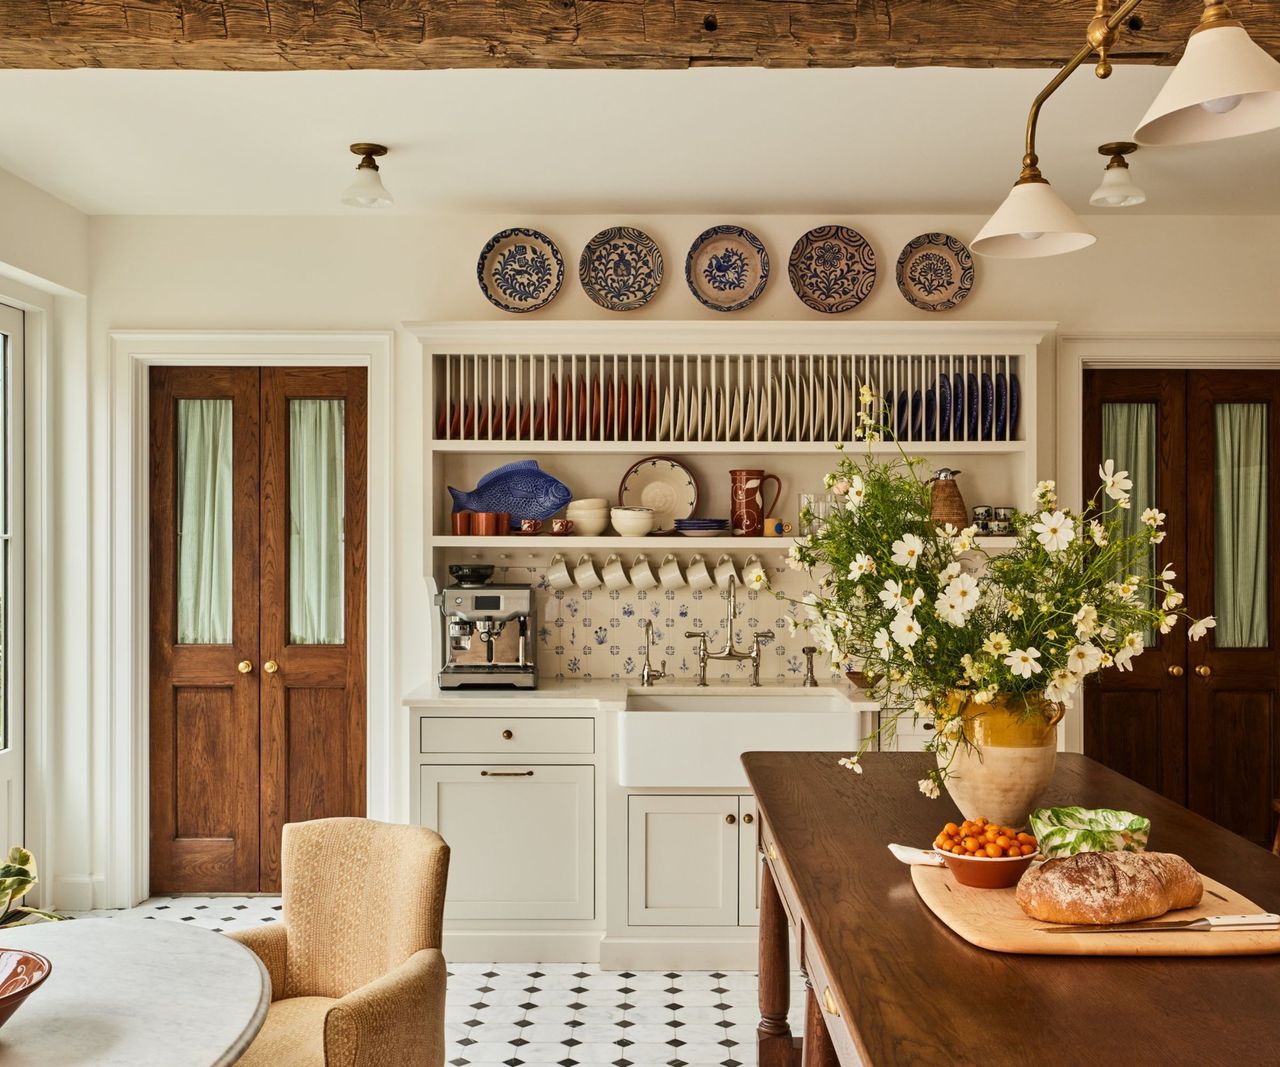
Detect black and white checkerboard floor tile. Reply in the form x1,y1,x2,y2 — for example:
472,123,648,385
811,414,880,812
71,898,808,1066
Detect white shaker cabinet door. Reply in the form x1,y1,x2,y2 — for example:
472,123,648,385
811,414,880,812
420,764,594,920
627,795,739,927
738,797,761,927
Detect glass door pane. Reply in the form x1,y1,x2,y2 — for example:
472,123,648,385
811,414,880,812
1214,403,1269,648
1101,402,1158,635
176,399,234,644
289,399,345,644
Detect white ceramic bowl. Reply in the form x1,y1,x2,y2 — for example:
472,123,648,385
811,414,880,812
568,511,609,536
566,498,608,512
611,506,655,537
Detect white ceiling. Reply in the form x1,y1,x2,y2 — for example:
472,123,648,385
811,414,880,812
0,66,1277,216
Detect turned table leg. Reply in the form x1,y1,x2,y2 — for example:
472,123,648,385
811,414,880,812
758,860,796,1067
802,981,840,1067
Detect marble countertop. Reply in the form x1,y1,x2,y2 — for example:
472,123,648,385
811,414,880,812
0,919,269,1066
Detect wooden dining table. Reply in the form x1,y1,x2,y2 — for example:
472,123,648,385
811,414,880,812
742,751,1280,1067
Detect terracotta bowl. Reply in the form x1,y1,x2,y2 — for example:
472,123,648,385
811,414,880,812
0,947,52,1030
939,850,1039,889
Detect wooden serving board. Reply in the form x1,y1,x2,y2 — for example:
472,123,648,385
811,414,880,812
912,865,1280,956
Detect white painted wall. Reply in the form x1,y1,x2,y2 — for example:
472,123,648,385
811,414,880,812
38,209,1280,906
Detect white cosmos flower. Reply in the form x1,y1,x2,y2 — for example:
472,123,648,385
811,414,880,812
891,533,924,569
1141,507,1166,528
846,475,866,509
944,572,980,613
1112,631,1146,671
787,545,806,571
1162,589,1184,610
890,609,922,648
1188,617,1217,641
873,628,894,660
1159,613,1178,635
940,561,962,581
1036,480,1058,507
1044,668,1079,704
838,756,864,774
934,594,967,627
1032,510,1076,552
1073,604,1099,638
983,631,1011,655
918,777,941,800
1004,647,1042,679
878,579,905,611
1100,459,1133,500
747,569,769,590
849,553,875,579
972,688,995,704
1066,642,1104,676
906,585,926,609
1160,565,1176,582
1090,520,1108,547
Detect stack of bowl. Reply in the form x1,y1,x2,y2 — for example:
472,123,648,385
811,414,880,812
565,498,609,536
610,506,655,537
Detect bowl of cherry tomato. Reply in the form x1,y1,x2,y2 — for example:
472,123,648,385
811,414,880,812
933,818,1040,889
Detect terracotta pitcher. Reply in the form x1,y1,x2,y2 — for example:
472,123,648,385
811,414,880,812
730,469,782,537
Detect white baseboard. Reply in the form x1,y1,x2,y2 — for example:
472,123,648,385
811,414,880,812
600,935,759,971
51,874,102,912
443,929,605,964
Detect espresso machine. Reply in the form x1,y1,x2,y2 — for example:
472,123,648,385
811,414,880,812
436,567,537,689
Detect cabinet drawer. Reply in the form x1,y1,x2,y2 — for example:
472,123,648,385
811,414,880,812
420,716,594,754
802,943,866,1066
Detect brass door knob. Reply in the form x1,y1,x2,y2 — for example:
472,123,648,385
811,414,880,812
1168,665,1185,677
502,729,514,740
264,660,279,674
742,813,754,824
237,660,253,674
725,814,736,825
1196,664,1212,677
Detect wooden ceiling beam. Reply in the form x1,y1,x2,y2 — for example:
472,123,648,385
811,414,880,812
1,1,1278,71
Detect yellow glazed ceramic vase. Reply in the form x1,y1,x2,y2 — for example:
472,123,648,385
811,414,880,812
937,692,1066,828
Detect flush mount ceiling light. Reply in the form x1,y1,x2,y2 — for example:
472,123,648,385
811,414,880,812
1135,1,1280,145
1089,141,1147,207
976,0,1279,259
340,143,394,208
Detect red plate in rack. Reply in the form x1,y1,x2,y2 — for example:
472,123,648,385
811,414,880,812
648,377,657,439
632,375,645,439
518,399,530,440
603,373,615,439
591,372,602,439
577,375,588,439
617,375,629,442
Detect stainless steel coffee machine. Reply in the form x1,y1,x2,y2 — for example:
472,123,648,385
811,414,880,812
436,571,537,689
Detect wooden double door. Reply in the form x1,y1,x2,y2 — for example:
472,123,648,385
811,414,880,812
150,366,367,893
1084,369,1280,847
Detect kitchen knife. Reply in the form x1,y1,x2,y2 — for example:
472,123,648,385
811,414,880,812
1041,913,1280,933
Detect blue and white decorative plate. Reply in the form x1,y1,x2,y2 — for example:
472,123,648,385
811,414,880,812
580,227,664,312
788,226,877,314
477,228,565,314
896,233,975,313
685,226,770,313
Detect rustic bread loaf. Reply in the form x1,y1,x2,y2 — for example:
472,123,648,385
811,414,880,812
1015,851,1203,925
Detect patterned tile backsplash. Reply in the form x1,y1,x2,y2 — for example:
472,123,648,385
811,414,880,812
492,559,821,683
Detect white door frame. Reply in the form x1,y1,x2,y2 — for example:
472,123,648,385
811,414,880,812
0,304,24,852
1056,332,1280,752
109,331,394,907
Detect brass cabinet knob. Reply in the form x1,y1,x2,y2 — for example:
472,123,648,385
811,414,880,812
264,660,279,674
237,660,253,674
1196,664,1212,677
1168,665,1184,677
502,729,514,740
725,814,736,825
743,813,754,824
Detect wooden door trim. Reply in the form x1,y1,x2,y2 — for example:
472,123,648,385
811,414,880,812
106,331,393,909
1057,333,1280,753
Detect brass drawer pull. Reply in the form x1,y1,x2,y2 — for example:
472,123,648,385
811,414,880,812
502,729,514,740
742,813,754,824
726,814,736,825
481,770,534,777
823,986,840,1017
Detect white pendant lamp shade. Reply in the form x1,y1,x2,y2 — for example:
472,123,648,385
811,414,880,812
341,165,393,208
1134,24,1280,145
1089,147,1147,208
972,180,1096,259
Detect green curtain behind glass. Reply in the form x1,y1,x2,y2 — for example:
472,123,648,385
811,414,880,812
1214,403,1269,648
1101,402,1157,638
290,399,346,645
177,399,233,644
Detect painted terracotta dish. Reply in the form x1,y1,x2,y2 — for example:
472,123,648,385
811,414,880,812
896,232,975,313
580,227,664,312
618,456,698,533
477,228,565,313
788,225,877,314
685,225,770,312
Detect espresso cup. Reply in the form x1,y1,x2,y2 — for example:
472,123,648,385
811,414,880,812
574,553,602,590
658,553,685,590
547,554,574,591
451,510,473,536
686,554,714,591
630,554,658,591
763,516,793,537
551,517,575,536
713,553,739,590
519,518,544,535
601,554,629,591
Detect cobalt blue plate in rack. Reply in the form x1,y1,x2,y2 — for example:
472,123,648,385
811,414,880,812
925,387,937,441
911,389,923,440
1010,372,1021,440
995,372,1008,440
981,372,994,440
967,373,979,440
953,373,965,440
897,390,910,439
937,374,951,441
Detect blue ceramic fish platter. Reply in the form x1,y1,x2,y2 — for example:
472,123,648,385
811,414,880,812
448,460,571,524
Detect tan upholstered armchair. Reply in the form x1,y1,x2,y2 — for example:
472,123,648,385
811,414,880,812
230,817,450,1067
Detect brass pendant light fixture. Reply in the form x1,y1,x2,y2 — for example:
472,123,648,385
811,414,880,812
975,0,1280,259
340,143,394,209
1089,142,1147,207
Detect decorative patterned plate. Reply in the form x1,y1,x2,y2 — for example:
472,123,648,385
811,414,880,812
787,225,877,314
685,226,770,313
896,233,975,313
618,456,699,533
477,228,565,314
580,227,664,312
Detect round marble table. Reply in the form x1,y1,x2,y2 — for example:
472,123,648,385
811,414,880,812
0,919,269,1065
